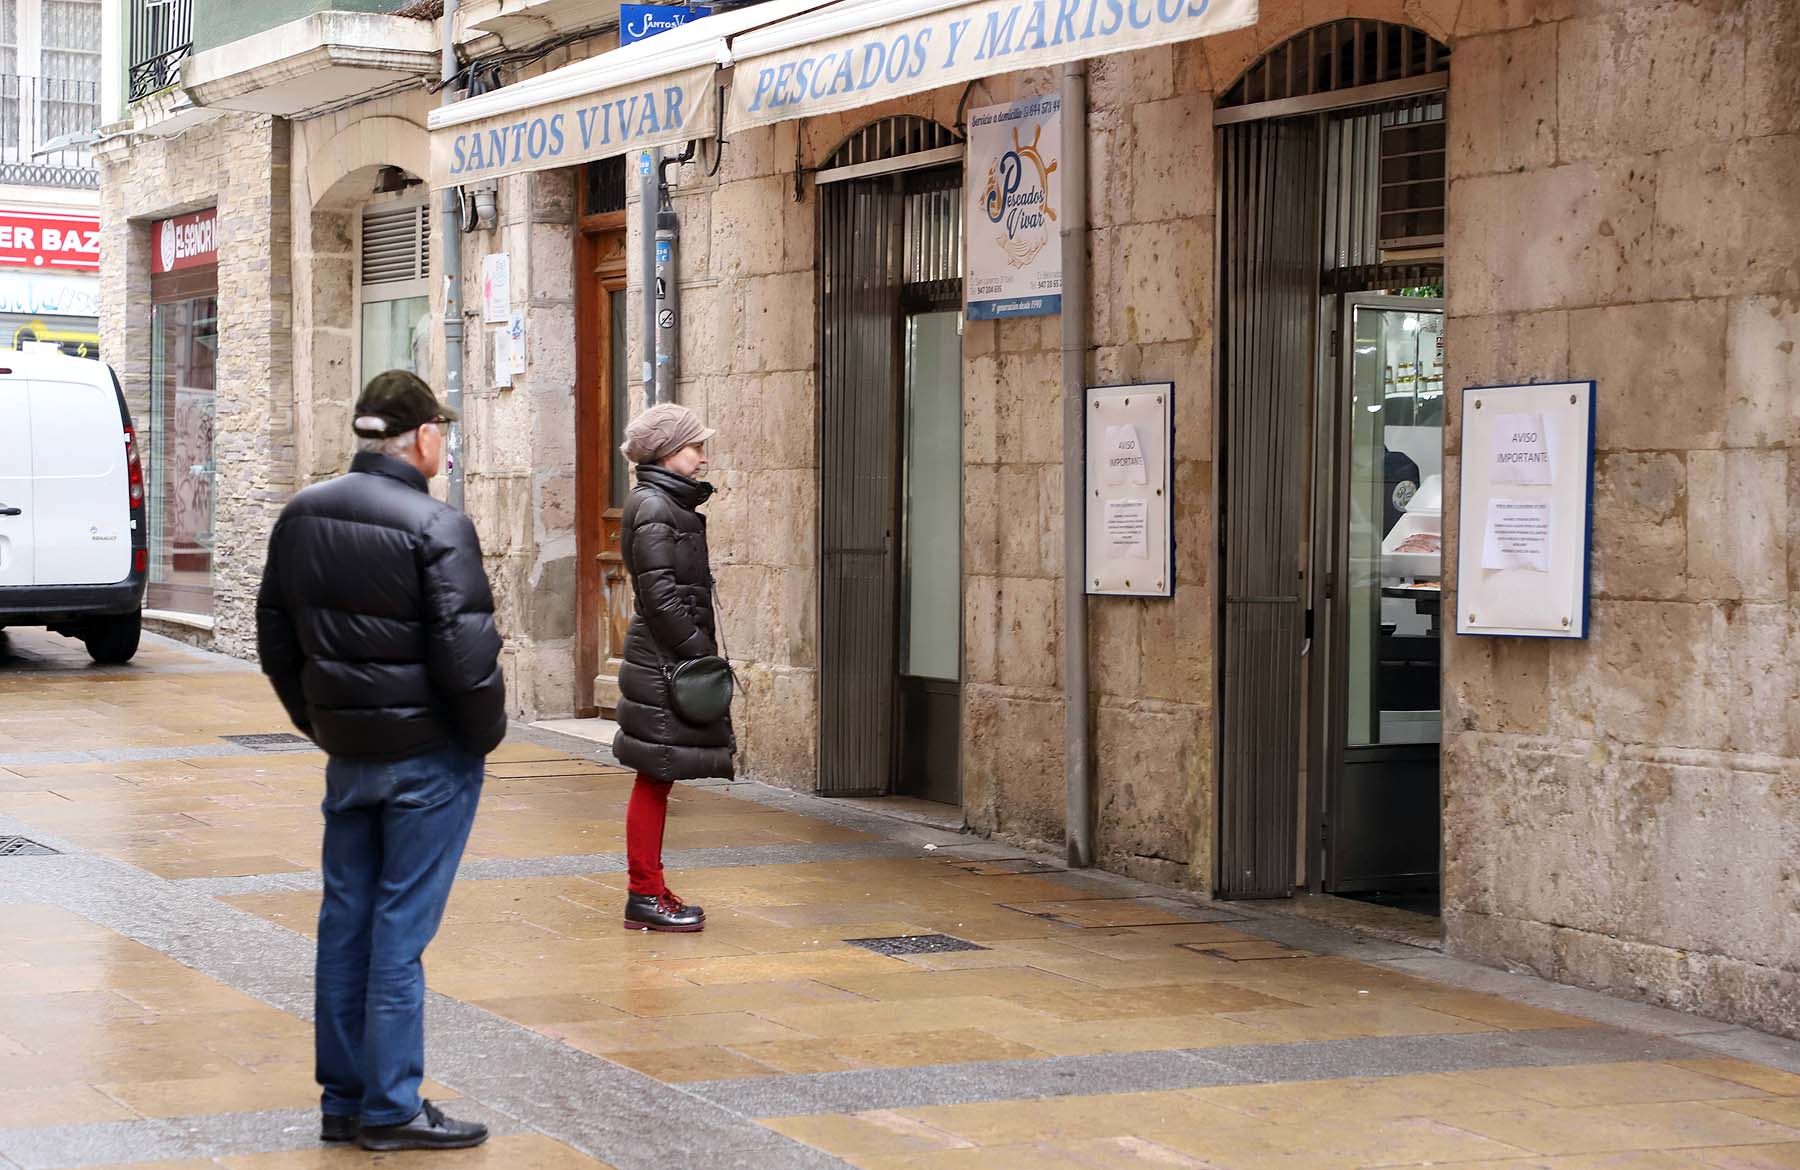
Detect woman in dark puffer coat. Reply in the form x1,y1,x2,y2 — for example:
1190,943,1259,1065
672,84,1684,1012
613,403,731,932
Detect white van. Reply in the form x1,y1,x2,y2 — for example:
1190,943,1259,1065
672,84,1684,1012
0,348,148,663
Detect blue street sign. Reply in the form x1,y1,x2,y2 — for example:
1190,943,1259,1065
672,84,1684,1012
620,4,713,46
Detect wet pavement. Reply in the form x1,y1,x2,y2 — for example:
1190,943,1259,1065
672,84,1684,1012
2,627,1798,1170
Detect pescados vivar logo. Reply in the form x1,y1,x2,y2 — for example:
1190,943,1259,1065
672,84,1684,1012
982,121,1058,269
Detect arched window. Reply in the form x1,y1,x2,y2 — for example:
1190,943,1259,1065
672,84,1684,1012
820,115,961,173
1218,19,1450,110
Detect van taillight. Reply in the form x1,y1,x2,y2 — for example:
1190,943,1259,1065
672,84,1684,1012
124,426,144,509
134,548,148,573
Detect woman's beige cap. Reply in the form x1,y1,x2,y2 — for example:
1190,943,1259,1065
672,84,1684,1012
621,402,716,464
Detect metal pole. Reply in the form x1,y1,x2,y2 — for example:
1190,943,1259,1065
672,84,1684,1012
440,0,465,507
639,148,660,406
1060,61,1092,868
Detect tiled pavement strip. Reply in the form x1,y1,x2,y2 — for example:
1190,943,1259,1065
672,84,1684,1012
0,631,1797,1170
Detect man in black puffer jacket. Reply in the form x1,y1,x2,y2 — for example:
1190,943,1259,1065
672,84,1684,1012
256,370,501,1154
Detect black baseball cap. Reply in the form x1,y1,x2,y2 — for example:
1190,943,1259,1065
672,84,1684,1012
352,370,459,439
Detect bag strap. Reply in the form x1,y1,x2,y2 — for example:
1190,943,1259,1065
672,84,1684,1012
651,576,742,691
705,574,744,690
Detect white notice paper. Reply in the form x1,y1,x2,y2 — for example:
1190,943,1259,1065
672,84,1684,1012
491,327,512,387
1492,412,1552,485
1104,497,1149,559
481,252,511,324
1482,497,1551,572
1103,425,1148,485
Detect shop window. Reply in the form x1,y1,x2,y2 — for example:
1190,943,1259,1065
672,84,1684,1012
359,200,430,378
147,292,217,615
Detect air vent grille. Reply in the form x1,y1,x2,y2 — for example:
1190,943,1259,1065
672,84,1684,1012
362,204,430,287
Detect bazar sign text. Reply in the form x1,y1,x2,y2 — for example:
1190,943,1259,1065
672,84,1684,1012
729,0,1257,131
0,211,100,271
430,64,716,188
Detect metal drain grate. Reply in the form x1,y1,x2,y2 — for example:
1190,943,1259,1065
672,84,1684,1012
221,733,314,752
845,934,989,957
0,835,59,856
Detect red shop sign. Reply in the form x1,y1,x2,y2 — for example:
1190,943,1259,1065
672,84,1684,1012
153,208,218,274
0,209,101,271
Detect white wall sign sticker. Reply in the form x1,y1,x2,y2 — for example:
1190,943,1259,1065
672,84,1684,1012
481,252,511,324
507,312,527,376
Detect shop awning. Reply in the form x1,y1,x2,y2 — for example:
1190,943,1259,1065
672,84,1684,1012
725,0,1258,134
426,0,838,189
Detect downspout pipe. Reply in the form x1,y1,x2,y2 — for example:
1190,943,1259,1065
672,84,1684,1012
440,0,465,509
1060,60,1092,868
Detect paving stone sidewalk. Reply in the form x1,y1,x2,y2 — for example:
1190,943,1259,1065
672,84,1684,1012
2,628,1797,1170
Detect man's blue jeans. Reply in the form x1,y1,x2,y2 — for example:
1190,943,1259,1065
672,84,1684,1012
315,743,483,1127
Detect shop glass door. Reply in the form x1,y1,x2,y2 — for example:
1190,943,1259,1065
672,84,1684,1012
1326,295,1443,900
896,309,962,804
147,294,217,615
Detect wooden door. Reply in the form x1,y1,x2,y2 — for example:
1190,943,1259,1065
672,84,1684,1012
575,213,629,717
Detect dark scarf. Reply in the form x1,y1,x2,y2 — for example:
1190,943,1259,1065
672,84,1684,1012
635,464,714,510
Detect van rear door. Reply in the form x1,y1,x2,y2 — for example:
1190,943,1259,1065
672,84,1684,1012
28,371,131,585
0,375,33,586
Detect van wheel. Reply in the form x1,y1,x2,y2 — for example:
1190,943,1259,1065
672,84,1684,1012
84,612,141,664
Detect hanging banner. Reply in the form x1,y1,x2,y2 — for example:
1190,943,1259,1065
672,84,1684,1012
429,63,717,189
966,93,1062,319
728,0,1258,133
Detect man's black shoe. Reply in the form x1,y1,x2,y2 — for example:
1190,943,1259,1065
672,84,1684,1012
321,1114,358,1143
357,1100,488,1151
624,891,705,932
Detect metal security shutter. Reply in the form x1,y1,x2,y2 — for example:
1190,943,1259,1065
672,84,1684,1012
361,203,430,288
1216,117,1322,898
818,173,905,797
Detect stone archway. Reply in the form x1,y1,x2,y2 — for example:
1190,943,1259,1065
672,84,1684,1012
293,115,432,486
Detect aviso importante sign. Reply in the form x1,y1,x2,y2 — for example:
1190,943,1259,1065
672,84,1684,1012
728,0,1258,132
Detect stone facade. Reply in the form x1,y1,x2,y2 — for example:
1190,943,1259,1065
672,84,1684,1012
459,164,591,721
1439,0,1800,1038
97,112,294,659
97,0,1800,1040
608,0,1800,1037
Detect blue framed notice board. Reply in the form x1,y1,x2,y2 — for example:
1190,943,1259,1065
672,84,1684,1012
1455,381,1596,639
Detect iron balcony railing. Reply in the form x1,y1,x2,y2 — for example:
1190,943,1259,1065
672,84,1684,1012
129,0,193,102
0,75,100,190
